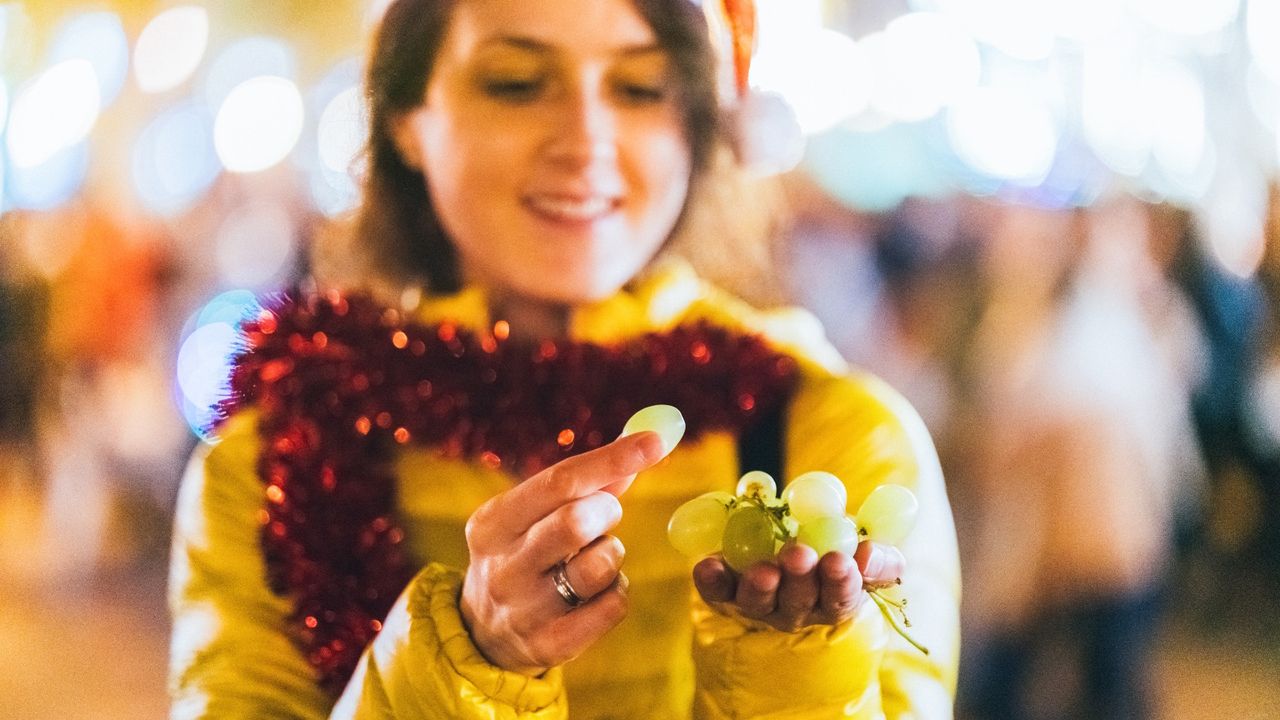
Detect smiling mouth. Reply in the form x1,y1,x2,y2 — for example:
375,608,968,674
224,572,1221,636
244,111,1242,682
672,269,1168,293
525,195,622,222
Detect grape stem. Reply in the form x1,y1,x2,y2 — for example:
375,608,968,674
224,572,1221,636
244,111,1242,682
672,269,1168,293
868,589,929,655
741,494,794,541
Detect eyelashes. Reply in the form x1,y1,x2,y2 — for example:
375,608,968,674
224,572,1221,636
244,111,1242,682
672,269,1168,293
481,78,546,103
480,76,670,106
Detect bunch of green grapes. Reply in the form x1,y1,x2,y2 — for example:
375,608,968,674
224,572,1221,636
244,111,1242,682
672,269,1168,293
667,470,927,653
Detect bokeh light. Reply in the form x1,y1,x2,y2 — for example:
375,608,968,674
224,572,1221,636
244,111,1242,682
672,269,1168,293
213,76,305,173
6,142,90,211
752,0,862,136
1131,0,1239,36
1248,62,1279,132
214,201,298,288
176,290,264,438
134,6,210,94
203,36,296,110
753,28,868,136
0,79,9,137
317,86,366,174
7,59,101,169
49,11,129,108
132,101,221,216
947,86,1059,185
1249,0,1280,85
1203,172,1268,279
866,13,981,123
306,58,366,215
1149,63,1207,179
1044,0,1123,43
921,0,1055,62
1082,46,1151,176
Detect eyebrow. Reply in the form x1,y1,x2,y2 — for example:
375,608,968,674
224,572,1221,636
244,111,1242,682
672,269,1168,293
478,35,666,58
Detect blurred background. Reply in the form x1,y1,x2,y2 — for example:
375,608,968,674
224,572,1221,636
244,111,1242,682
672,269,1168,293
1,0,1279,718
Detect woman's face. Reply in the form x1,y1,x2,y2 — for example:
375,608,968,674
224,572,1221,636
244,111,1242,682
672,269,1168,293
396,0,693,303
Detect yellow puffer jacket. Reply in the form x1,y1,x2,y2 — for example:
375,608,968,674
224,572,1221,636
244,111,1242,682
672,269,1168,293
168,260,960,719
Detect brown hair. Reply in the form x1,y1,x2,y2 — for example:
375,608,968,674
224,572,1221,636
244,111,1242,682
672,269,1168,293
346,0,723,293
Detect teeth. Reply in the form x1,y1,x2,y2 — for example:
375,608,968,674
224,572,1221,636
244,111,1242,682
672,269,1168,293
529,196,614,220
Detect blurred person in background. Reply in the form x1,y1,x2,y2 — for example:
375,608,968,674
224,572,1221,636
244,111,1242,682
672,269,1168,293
0,214,49,457
1146,202,1280,627
167,1,960,718
952,199,1205,720
12,198,187,580
1245,185,1280,584
0,213,51,561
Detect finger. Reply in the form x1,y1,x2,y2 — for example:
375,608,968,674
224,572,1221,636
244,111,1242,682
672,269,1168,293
492,431,665,531
557,535,625,604
773,543,820,630
734,562,780,619
537,574,631,665
854,542,906,588
693,556,736,603
522,492,623,569
817,551,862,624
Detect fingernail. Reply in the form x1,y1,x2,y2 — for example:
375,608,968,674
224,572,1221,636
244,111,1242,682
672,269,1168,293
620,404,686,456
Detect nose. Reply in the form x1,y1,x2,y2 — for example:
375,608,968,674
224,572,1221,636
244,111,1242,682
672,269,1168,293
544,80,618,169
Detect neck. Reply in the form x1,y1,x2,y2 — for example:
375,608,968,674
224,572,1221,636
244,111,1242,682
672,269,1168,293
489,289,571,341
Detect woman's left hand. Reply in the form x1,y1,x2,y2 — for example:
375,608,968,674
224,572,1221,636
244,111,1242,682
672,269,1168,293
692,541,905,632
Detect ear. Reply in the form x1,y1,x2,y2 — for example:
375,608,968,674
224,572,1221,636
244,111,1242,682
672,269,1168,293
388,111,426,172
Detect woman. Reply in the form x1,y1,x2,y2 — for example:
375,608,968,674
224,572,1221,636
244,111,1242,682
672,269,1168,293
168,0,960,717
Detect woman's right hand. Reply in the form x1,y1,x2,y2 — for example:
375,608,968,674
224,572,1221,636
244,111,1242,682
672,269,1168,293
459,430,667,675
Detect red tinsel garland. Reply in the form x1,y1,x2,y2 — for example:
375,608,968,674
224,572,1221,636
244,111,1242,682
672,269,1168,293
213,290,800,696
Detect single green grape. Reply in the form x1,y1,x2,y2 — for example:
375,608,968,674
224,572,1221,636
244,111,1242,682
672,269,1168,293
796,515,858,557
667,492,733,557
721,505,777,572
855,484,919,545
621,404,686,456
735,470,777,500
781,471,847,523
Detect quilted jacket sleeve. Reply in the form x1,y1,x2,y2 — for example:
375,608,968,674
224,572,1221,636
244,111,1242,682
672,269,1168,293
167,410,568,720
690,372,961,719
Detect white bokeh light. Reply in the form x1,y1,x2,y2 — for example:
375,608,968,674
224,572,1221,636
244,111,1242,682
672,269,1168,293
947,86,1059,184
203,37,296,110
0,79,8,136
177,321,240,425
1132,0,1239,36
133,101,221,216
1249,0,1280,84
49,11,129,107
1148,64,1206,178
867,13,981,123
1203,173,1267,279
1042,0,1123,43
7,60,101,169
924,0,1055,61
753,28,869,135
310,169,360,217
1082,47,1151,176
317,86,366,174
7,142,91,211
214,201,298,287
177,290,265,437
134,6,210,94
214,76,305,173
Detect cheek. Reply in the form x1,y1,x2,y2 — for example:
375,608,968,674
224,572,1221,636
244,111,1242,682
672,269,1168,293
637,134,692,233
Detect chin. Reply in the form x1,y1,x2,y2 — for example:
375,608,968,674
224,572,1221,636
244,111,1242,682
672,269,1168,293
511,265,635,305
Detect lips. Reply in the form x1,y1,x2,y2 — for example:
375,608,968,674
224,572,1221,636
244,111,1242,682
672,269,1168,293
524,194,622,222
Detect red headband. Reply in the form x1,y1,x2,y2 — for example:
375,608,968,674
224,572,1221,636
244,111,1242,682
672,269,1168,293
720,0,757,98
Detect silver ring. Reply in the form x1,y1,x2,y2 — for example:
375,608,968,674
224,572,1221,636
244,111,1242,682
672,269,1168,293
551,560,586,608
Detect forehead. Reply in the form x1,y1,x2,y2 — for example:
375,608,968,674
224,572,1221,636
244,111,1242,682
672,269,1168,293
442,0,659,56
